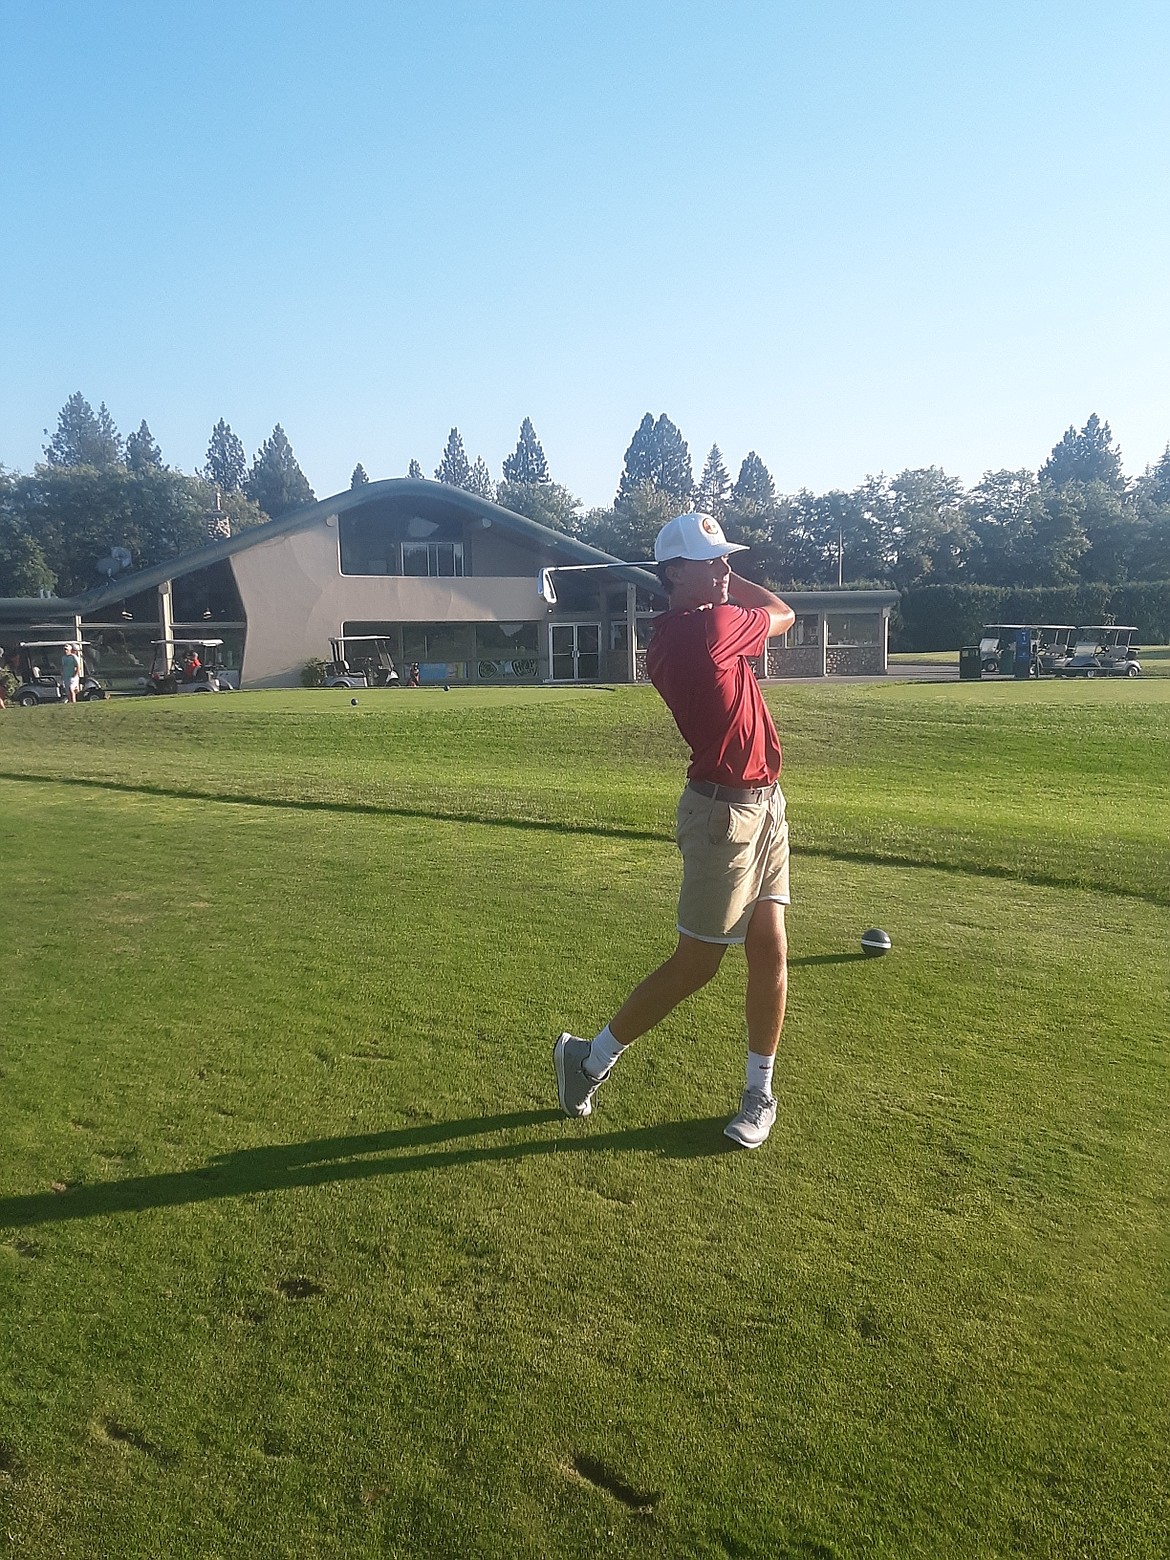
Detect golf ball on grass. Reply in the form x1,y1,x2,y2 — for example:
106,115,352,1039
861,928,892,957
351,698,358,706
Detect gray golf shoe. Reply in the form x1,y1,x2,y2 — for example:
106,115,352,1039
723,1086,777,1149
554,1032,605,1118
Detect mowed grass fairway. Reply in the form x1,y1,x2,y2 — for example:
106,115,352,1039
2,681,1167,1560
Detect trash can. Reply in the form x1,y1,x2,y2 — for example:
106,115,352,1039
959,647,983,680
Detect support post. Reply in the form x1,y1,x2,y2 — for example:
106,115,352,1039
625,583,637,682
158,580,174,665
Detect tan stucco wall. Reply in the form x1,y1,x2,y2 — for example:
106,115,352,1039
231,515,547,686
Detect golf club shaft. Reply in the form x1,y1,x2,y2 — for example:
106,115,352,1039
544,561,656,574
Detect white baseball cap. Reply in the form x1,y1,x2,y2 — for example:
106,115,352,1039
653,512,748,563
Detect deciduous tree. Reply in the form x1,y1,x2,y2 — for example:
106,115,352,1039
496,479,580,532
578,484,678,560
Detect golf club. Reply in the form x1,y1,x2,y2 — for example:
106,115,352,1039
537,561,657,605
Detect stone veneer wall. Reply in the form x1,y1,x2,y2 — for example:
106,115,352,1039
826,644,884,675
765,645,824,678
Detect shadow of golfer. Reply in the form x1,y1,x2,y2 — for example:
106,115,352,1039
0,1110,739,1230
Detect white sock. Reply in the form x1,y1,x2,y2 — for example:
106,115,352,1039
746,1051,775,1098
585,1024,628,1081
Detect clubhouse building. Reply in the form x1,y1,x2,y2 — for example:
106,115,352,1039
0,480,899,689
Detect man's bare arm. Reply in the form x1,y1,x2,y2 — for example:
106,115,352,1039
728,573,796,639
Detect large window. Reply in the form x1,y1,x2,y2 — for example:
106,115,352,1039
826,614,879,647
339,509,464,576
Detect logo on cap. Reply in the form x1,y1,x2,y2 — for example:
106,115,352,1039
700,517,719,536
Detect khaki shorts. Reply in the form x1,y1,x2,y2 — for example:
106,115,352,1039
675,784,790,945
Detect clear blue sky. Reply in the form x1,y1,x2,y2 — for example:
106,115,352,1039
2,0,1168,508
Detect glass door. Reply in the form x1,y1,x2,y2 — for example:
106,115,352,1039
548,623,601,681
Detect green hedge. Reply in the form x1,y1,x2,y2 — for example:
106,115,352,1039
896,582,1170,651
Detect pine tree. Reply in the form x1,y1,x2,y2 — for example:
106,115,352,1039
350,463,370,488
730,451,777,512
407,458,424,480
434,428,471,489
43,393,124,469
1143,445,1170,507
696,445,731,519
1040,414,1125,492
202,420,248,493
466,456,495,500
502,417,550,484
615,413,693,509
245,426,316,519
125,420,163,473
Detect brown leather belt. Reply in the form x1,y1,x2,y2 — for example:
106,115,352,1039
687,779,776,805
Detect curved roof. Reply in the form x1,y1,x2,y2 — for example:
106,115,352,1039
1,479,660,620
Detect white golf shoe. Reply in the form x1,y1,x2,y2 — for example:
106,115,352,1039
554,1032,606,1118
723,1086,777,1149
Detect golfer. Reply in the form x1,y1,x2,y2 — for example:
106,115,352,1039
60,643,82,704
554,512,796,1148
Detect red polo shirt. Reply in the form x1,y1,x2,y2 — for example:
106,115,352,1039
646,603,781,787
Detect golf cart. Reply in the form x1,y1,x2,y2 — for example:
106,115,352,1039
146,639,234,694
1034,625,1077,676
13,640,108,706
1055,626,1142,678
324,636,400,689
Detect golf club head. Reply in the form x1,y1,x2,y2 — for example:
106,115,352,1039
537,568,558,605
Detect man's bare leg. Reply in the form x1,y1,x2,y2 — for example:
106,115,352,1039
608,934,727,1045
724,899,787,1147
744,899,787,1058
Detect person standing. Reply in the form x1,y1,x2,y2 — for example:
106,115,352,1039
60,643,82,704
554,513,796,1148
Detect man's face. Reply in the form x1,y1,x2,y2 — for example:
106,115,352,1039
666,554,732,609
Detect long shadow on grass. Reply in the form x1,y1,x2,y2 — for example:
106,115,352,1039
6,771,1168,907
790,952,868,966
0,1111,739,1230
0,772,668,844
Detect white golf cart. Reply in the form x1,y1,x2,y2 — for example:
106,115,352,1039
1055,626,1142,678
13,640,109,706
324,636,400,689
145,639,235,694
1034,625,1077,676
